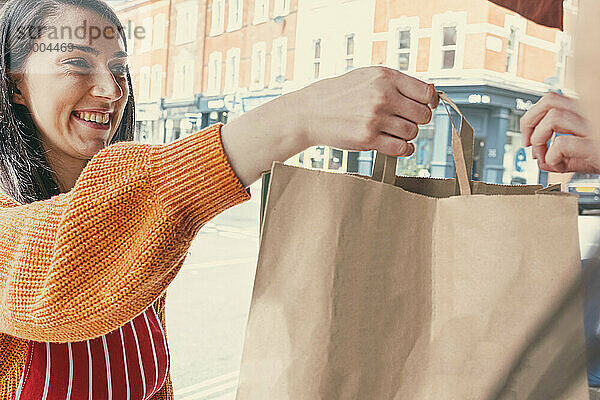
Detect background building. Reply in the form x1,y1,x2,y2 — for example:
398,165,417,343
286,0,376,175
115,0,170,144
161,0,208,142
369,0,578,184
200,0,298,128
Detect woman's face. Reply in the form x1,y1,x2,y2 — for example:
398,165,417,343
11,6,129,163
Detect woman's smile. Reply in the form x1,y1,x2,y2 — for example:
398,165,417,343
71,110,111,131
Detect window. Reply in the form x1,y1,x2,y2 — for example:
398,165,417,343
313,39,321,80
208,52,222,95
139,66,151,99
273,0,289,17
152,14,166,49
211,0,225,35
508,112,521,133
441,26,457,69
228,0,243,31
270,37,287,87
311,146,326,169
224,48,240,94
140,17,152,52
328,148,343,170
396,29,410,71
430,12,464,72
254,0,268,23
251,42,266,90
173,61,194,97
150,64,163,100
505,26,518,73
176,2,198,44
345,34,355,72
388,17,418,72
395,120,435,176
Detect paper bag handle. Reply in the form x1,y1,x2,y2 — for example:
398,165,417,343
438,92,473,195
370,91,474,196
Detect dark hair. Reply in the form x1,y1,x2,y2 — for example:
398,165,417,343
0,0,135,204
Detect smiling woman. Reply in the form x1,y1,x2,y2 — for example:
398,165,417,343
1,1,135,201
0,0,438,398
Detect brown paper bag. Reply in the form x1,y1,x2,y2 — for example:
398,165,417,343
236,93,587,399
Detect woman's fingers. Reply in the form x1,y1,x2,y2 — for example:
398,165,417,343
386,91,433,126
378,114,419,141
299,66,436,153
372,133,414,157
391,68,438,105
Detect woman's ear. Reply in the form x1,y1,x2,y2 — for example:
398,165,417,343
8,74,25,106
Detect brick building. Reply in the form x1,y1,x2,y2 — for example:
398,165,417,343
114,0,297,143
114,0,170,144
374,0,577,184
290,0,578,184
199,0,298,124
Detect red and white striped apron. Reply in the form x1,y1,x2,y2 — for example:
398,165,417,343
14,305,170,400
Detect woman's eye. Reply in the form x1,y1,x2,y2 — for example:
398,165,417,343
66,59,90,69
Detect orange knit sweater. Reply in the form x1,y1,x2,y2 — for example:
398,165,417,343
0,123,251,399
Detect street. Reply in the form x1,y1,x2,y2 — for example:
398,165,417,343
165,183,600,400
165,181,261,400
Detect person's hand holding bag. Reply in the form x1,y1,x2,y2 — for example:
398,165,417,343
520,0,600,175
221,66,439,187
299,66,439,157
520,92,598,173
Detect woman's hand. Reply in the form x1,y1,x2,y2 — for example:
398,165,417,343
298,66,439,157
221,66,438,187
520,92,600,174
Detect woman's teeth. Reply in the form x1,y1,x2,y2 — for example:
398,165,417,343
74,111,110,124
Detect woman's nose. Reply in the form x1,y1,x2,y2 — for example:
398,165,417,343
90,69,123,101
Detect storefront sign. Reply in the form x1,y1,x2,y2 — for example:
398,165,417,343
516,98,533,111
515,147,527,172
208,99,225,109
468,94,490,104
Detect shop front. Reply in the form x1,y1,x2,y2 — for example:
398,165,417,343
428,85,543,184
163,95,202,143
198,97,228,130
135,101,163,144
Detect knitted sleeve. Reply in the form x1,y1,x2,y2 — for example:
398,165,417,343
0,123,251,343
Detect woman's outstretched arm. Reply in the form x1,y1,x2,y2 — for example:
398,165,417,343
0,124,249,343
221,67,438,187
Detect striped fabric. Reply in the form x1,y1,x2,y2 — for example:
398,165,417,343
13,305,169,400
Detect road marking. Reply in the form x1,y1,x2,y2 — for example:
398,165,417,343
175,371,239,399
183,257,257,270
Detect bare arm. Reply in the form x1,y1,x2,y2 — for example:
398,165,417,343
221,66,439,187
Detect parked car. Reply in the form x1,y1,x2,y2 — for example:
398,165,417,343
567,173,600,214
